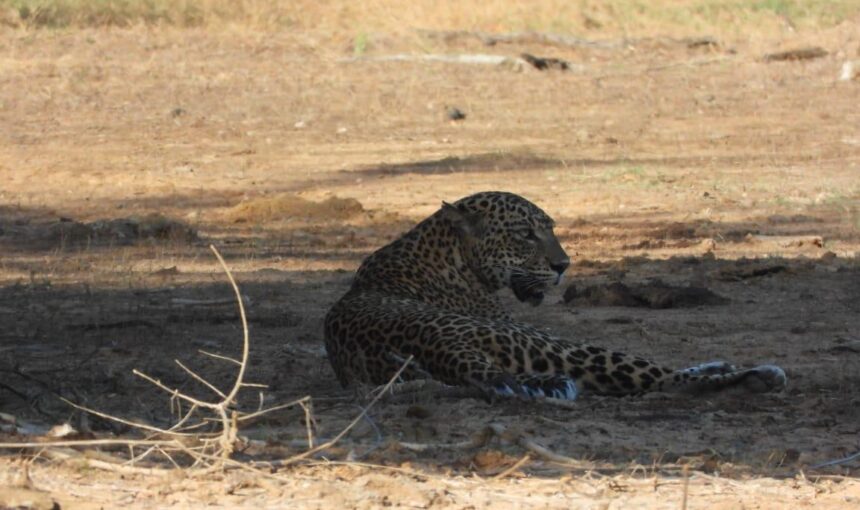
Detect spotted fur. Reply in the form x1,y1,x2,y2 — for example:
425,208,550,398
324,191,786,399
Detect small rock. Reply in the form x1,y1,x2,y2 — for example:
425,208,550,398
151,266,179,277
839,60,860,81
685,37,720,50
405,405,432,419
764,46,827,62
445,106,466,121
819,251,837,263
520,53,570,71
47,423,77,438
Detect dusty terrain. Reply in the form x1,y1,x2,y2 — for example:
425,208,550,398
1,14,860,509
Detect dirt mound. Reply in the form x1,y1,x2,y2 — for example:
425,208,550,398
223,194,365,223
88,215,197,243
1,214,197,250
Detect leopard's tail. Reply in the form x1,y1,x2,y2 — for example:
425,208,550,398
657,363,787,395
559,345,787,397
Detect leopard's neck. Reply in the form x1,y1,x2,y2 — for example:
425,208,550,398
351,213,508,319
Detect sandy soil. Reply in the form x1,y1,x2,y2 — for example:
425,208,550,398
1,22,860,509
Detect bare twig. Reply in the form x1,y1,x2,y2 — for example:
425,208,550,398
175,360,228,400
42,447,172,476
171,296,251,307
398,427,494,452
341,53,528,68
0,244,420,478
59,397,209,438
236,396,312,423
493,454,531,480
416,29,624,50
279,356,414,467
488,423,595,468
682,464,690,510
208,246,250,409
299,399,316,449
810,451,860,470
198,350,242,366
0,438,178,449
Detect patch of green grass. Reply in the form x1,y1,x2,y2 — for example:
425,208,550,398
4,0,205,27
598,165,670,189
774,195,793,208
1,0,858,31
749,0,859,25
353,31,368,56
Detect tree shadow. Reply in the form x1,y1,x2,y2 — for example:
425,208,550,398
0,246,857,478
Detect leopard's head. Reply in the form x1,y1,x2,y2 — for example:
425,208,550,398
439,191,570,306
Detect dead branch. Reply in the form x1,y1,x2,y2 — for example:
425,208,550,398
277,356,414,467
416,29,623,50
810,450,860,470
41,447,172,476
493,454,531,480
0,438,178,449
341,52,587,73
198,349,242,366
236,396,312,423
170,296,252,307
175,360,227,399
397,426,494,452
763,46,827,62
0,244,316,474
488,423,596,468
342,53,522,66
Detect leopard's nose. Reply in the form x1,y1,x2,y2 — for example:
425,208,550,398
550,259,570,276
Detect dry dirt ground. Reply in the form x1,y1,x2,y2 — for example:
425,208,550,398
1,21,860,509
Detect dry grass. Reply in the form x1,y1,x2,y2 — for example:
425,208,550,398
3,0,860,38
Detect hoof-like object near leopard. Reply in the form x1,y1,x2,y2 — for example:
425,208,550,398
742,364,787,393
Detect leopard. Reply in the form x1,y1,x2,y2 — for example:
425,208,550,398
324,191,787,400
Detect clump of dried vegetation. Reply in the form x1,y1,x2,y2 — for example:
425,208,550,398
0,246,414,477
1,0,858,37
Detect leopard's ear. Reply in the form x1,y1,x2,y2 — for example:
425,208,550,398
440,201,486,239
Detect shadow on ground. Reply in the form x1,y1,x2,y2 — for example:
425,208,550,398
1,233,858,478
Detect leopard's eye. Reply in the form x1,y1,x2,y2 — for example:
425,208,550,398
512,227,536,240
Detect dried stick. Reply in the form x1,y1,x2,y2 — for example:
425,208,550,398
199,350,242,366
236,396,312,423
398,427,494,452
126,245,251,463
0,244,338,476
170,296,251,307
0,438,178,449
810,451,860,470
488,423,595,468
681,464,690,510
493,454,531,480
42,447,171,476
175,360,227,399
416,29,624,50
278,356,414,467
299,399,316,449
59,396,211,439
